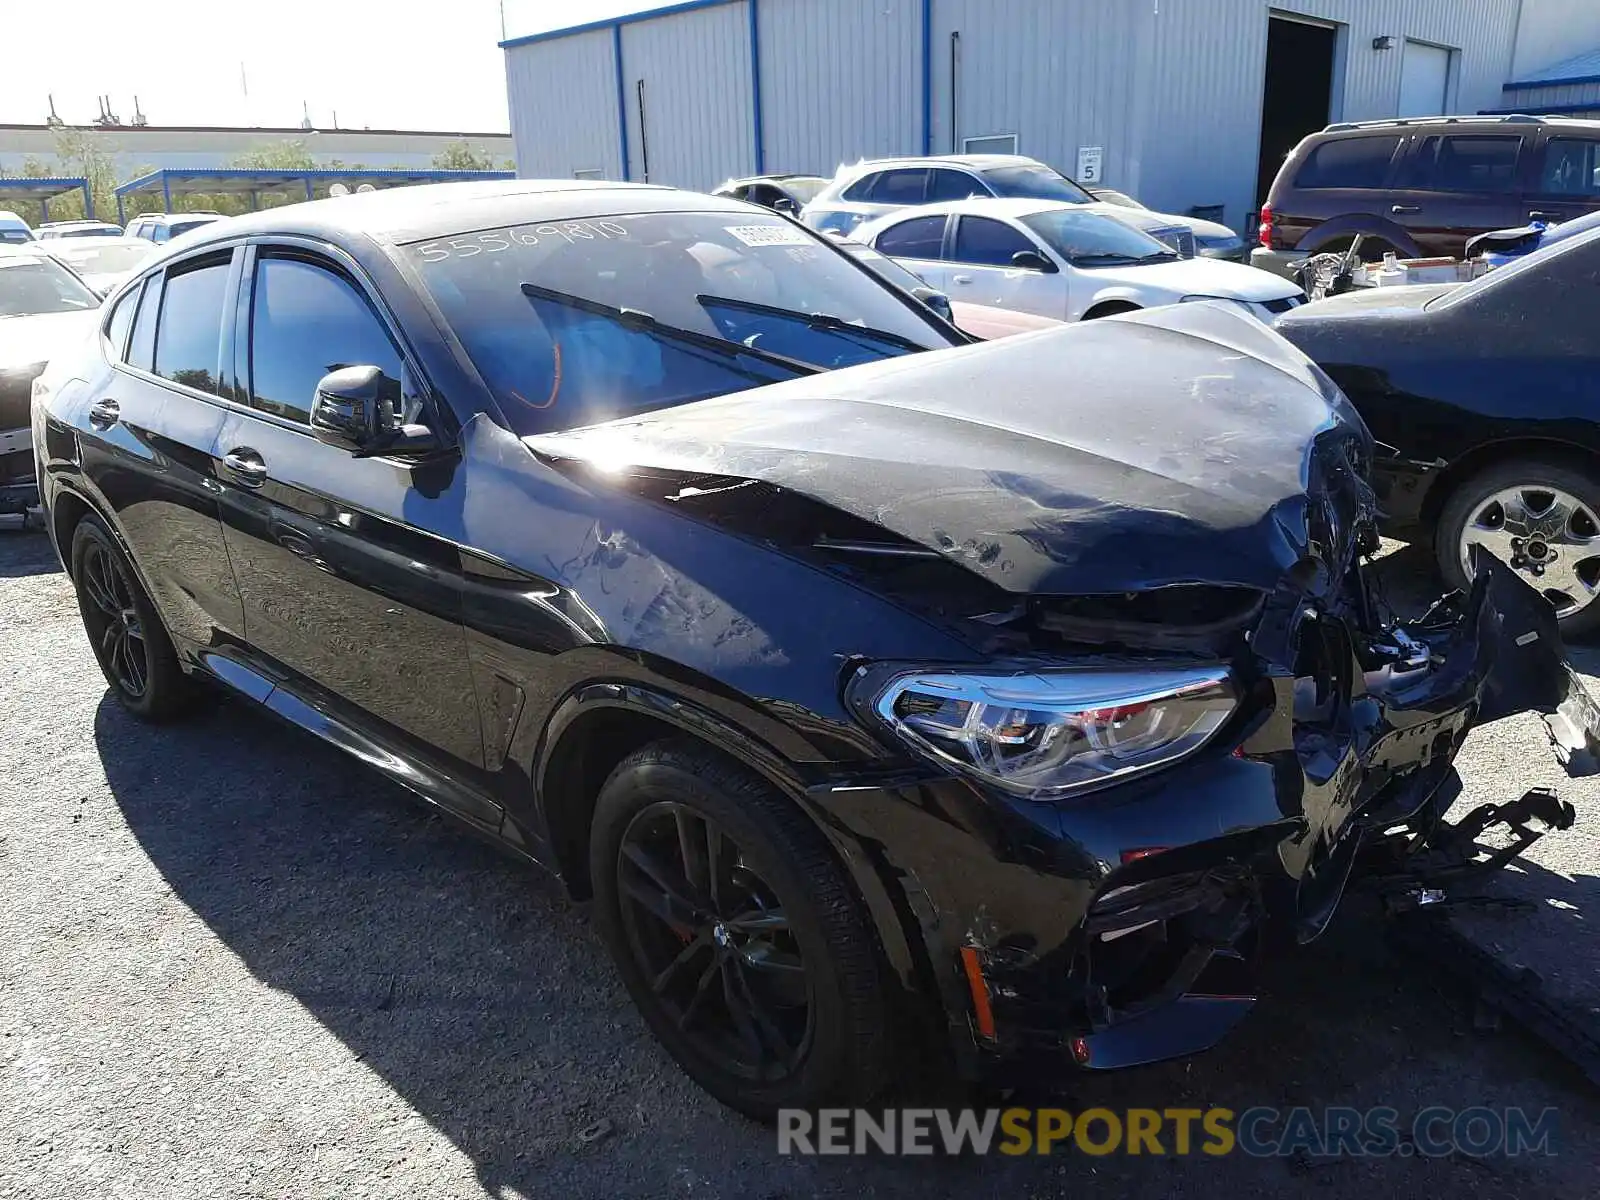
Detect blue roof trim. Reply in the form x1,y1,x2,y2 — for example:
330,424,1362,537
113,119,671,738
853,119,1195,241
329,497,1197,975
614,24,631,181
0,176,89,193
1504,73,1600,92
920,0,933,155
1480,103,1600,116
114,167,513,196
1504,46,1600,89
500,0,738,48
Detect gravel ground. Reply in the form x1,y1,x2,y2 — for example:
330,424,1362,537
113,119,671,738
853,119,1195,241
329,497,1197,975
1,524,1597,1199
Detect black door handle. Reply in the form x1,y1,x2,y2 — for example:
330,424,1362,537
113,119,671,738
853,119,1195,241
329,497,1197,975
88,398,120,428
1391,205,1421,214
222,447,268,487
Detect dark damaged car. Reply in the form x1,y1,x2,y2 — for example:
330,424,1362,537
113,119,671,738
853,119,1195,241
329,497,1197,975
31,182,1593,1119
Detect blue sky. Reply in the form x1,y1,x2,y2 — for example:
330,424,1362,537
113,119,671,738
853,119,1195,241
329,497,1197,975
0,0,663,135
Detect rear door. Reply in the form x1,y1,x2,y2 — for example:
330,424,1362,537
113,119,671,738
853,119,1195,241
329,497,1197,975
76,251,245,651
944,216,1065,318
1526,131,1600,226
210,241,491,813
868,213,952,291
1387,132,1531,255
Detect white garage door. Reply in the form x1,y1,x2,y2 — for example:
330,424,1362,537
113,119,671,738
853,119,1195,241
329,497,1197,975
1399,41,1453,118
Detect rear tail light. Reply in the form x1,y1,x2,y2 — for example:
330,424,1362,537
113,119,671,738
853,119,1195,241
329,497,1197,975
1257,204,1274,248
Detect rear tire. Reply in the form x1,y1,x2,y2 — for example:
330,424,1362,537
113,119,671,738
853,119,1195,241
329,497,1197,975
1312,235,1399,263
589,739,893,1121
70,515,196,721
1435,459,1600,638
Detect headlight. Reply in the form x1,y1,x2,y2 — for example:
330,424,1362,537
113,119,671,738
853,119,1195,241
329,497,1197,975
863,665,1236,799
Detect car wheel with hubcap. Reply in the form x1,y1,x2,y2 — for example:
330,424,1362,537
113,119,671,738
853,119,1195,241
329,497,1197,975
1436,460,1600,637
70,515,196,721
590,740,893,1120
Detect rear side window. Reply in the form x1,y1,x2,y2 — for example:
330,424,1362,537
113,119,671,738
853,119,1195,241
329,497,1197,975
248,255,405,425
103,281,141,359
1538,138,1600,196
870,169,929,205
926,169,986,203
127,277,159,372
875,214,947,259
840,172,882,202
952,216,1035,266
153,260,230,394
1293,136,1401,189
1400,135,1523,193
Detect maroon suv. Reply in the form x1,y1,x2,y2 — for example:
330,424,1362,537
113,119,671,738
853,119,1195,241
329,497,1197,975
1251,114,1600,274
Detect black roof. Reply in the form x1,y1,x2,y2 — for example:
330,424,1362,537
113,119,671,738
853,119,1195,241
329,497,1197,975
176,180,753,252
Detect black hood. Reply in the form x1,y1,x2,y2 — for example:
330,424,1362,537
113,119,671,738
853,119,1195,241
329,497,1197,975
527,303,1373,598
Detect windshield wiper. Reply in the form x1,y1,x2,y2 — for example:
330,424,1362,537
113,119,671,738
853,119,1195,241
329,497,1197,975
519,283,819,377
694,293,929,354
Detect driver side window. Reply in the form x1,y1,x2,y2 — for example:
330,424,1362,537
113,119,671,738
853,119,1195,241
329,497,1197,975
247,254,415,426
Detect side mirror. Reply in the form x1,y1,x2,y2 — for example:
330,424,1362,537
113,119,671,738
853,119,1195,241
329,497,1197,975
1011,249,1057,274
310,365,440,458
772,196,800,217
910,285,954,322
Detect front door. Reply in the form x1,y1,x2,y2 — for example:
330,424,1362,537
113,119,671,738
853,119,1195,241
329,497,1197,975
1386,132,1531,257
944,215,1064,319
211,245,489,803
78,252,244,651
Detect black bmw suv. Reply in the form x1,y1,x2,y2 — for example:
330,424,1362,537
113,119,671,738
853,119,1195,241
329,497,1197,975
32,181,1589,1118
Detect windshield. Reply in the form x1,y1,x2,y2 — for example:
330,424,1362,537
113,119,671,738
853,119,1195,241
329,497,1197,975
1020,209,1175,266
838,241,932,292
407,209,956,435
57,225,121,239
0,254,100,316
980,164,1093,204
0,230,32,245
50,243,153,276
167,217,219,238
780,177,828,204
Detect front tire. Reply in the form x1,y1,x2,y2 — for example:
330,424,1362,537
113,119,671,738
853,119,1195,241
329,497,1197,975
589,740,893,1120
70,515,196,721
1435,459,1600,637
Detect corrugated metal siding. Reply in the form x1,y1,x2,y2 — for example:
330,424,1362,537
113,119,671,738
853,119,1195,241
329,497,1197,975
760,0,922,174
504,31,622,180
1139,0,1524,232
621,3,755,188
928,0,1151,192
1511,0,1600,78
1506,80,1600,109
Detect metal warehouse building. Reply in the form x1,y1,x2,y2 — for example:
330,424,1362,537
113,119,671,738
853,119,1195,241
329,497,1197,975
502,0,1600,233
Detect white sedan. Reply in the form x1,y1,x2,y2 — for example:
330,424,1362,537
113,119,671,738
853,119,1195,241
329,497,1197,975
853,198,1305,323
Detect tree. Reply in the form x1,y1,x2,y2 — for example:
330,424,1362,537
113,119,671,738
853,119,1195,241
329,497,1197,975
432,140,498,172
229,140,319,171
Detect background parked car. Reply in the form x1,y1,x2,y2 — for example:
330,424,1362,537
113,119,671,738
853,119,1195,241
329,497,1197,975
1254,114,1600,276
834,238,1059,339
1274,223,1600,634
0,244,101,513
711,173,830,216
124,211,226,244
35,220,125,240
855,198,1303,322
0,211,34,245
30,236,157,296
801,154,1219,257
1088,188,1248,260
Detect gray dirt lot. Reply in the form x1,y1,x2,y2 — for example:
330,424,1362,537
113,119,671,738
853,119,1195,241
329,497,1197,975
1,525,1597,1199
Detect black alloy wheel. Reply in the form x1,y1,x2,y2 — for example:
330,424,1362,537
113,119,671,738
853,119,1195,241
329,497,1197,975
70,515,195,721
77,534,150,699
616,799,812,1083
590,740,893,1119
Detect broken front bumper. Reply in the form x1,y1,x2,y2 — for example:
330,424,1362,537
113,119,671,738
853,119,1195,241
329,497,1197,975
820,552,1597,1082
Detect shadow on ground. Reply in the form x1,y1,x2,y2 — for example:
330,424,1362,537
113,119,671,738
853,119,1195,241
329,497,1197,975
91,679,1600,1197
0,525,60,578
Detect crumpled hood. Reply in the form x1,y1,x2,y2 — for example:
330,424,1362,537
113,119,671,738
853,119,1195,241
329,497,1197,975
527,302,1372,597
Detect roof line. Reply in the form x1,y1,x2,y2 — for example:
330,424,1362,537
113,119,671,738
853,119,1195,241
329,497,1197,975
0,122,510,138
1480,103,1600,116
1504,72,1600,92
500,0,739,48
